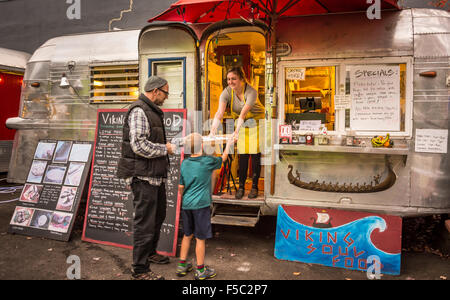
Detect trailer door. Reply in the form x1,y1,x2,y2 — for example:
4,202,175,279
139,25,199,112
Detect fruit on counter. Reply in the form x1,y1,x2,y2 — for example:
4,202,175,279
371,133,393,148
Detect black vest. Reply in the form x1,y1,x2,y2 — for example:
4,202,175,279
116,94,169,179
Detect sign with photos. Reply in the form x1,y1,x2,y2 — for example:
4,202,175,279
8,140,93,241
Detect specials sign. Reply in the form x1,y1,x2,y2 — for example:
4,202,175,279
274,205,402,275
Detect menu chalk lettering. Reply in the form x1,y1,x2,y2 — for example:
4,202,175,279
82,109,186,256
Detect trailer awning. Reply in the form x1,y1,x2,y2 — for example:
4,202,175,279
148,0,400,23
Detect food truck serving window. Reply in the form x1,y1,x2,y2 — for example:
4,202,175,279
281,59,412,136
90,64,139,103
284,66,336,132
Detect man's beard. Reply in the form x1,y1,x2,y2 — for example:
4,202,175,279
154,98,165,106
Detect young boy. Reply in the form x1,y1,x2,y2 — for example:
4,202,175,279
176,133,234,280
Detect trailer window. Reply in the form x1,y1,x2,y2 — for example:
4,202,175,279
149,58,185,109
284,66,336,131
90,64,139,103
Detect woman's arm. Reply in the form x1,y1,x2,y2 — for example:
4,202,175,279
210,100,227,136
234,103,252,135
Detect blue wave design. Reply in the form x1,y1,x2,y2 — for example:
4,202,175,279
275,206,400,275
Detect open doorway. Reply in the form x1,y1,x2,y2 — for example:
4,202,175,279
205,30,266,201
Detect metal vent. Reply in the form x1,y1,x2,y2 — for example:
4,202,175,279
90,64,139,103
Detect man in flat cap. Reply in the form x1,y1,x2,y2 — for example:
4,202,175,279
117,76,175,280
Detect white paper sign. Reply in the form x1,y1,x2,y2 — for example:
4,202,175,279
415,129,448,154
286,68,306,80
299,120,322,131
334,94,352,110
349,65,400,131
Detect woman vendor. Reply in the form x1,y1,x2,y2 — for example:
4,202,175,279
210,67,265,199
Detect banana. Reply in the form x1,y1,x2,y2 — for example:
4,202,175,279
371,133,391,147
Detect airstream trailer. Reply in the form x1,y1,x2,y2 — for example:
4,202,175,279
6,9,450,226
141,8,450,224
0,47,30,172
6,30,141,183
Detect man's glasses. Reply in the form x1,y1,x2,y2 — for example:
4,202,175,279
158,88,169,97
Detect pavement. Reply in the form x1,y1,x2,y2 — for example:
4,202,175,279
0,177,449,281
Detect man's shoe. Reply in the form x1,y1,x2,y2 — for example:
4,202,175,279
194,266,216,280
176,262,193,277
235,188,245,199
148,253,170,264
131,271,165,280
248,188,258,198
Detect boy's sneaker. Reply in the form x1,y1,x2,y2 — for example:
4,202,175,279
194,266,216,280
176,262,193,277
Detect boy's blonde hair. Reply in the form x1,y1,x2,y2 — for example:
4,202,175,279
185,132,203,154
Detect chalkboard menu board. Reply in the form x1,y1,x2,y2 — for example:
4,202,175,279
82,109,186,256
8,140,93,241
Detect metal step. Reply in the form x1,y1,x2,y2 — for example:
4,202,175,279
211,203,261,227
211,214,259,227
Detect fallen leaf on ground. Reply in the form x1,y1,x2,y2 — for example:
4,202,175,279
293,272,301,276
93,257,101,261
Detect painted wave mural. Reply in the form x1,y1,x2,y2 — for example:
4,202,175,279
275,206,401,275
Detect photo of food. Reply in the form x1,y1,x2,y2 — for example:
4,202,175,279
27,160,47,183
69,143,92,162
64,162,85,186
43,165,66,185
48,212,72,233
34,142,56,160
53,141,73,163
56,186,77,211
20,184,43,203
29,209,53,230
10,207,34,227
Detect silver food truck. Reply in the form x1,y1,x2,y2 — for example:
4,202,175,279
6,8,450,227
0,47,30,172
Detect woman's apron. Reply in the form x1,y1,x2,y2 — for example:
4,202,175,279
231,89,265,154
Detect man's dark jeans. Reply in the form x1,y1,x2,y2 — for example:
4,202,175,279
130,178,166,274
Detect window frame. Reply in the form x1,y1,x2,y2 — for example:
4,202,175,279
278,57,413,138
148,57,186,109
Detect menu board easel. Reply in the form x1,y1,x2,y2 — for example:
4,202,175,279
8,140,93,241
82,109,186,256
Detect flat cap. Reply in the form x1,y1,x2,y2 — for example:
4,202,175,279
144,76,168,92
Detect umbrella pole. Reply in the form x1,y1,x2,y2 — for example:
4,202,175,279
270,14,277,195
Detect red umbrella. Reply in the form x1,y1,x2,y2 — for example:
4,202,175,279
148,0,400,110
149,0,401,194
149,0,399,24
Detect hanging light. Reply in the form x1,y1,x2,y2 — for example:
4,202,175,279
60,73,70,88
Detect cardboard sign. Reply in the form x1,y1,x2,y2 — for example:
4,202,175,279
82,109,186,256
275,205,402,275
8,140,93,241
286,67,306,80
